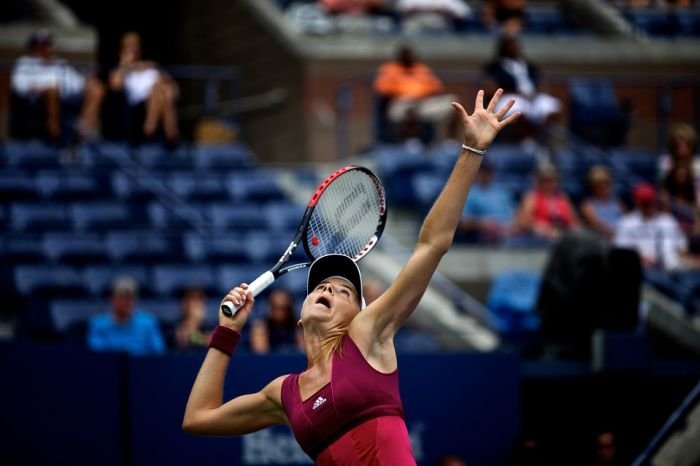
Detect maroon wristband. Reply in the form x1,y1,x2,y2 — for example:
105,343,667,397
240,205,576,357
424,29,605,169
208,325,241,356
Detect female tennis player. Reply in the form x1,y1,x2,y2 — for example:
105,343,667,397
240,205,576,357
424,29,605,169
183,89,519,464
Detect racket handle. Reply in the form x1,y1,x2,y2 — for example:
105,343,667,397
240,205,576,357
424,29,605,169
220,271,276,318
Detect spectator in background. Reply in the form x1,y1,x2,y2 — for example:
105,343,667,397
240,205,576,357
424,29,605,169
87,276,165,356
483,34,561,147
579,165,626,241
10,29,104,143
660,163,700,237
513,164,580,244
482,0,527,35
320,0,388,15
250,288,302,354
614,183,689,271
166,285,213,351
458,159,517,244
658,122,700,205
615,183,700,314
586,431,619,466
107,31,179,144
395,0,472,34
435,454,467,466
373,44,455,144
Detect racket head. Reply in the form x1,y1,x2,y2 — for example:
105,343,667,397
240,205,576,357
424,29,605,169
302,165,387,262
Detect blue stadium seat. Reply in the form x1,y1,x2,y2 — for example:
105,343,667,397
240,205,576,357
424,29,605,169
412,172,448,215
488,144,538,174
111,172,159,201
148,202,209,231
70,202,133,231
263,202,305,232
525,7,575,35
136,298,184,325
209,203,268,231
136,144,192,171
152,264,216,297
487,269,541,337
1,234,45,263
194,143,253,170
14,265,87,298
168,172,227,201
50,299,104,333
82,265,151,297
225,169,286,202
608,147,658,185
4,140,61,170
183,232,250,264
243,230,304,263
374,144,433,207
78,142,132,168
10,203,71,231
42,232,109,265
35,170,110,201
394,328,441,352
216,263,269,296
105,231,175,263
0,170,39,202
625,10,682,37
568,78,630,147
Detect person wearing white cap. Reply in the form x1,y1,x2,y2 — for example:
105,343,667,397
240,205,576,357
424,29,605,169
183,89,520,464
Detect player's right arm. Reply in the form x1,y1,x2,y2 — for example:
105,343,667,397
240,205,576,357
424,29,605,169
182,285,289,436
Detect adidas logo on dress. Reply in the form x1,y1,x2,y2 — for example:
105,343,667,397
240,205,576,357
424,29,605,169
312,396,327,410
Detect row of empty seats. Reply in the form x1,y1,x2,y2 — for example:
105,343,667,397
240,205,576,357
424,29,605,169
12,262,307,300
0,141,253,171
2,230,305,266
0,169,289,203
2,201,305,232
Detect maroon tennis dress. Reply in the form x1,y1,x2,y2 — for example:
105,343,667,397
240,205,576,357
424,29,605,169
281,335,416,465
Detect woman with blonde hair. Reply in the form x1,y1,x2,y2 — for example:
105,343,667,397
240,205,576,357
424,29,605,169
182,89,519,464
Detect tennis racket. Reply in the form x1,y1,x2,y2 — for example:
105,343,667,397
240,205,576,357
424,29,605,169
221,165,387,317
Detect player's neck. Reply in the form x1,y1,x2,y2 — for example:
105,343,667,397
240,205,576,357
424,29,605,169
303,326,346,366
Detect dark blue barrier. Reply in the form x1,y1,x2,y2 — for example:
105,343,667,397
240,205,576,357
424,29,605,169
0,343,520,466
0,342,124,466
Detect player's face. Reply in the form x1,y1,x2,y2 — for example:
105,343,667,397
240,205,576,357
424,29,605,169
302,277,360,327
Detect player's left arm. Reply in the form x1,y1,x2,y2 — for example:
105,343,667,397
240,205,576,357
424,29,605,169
350,89,519,349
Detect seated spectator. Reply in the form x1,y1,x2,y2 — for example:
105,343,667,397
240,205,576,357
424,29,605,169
106,31,179,144
434,454,466,466
658,122,700,205
320,0,388,15
482,0,527,35
579,165,626,241
614,183,689,271
458,159,517,244
483,34,562,146
395,0,472,34
373,44,456,144
586,431,619,466
165,285,213,351
512,164,580,244
250,288,302,354
10,29,104,143
87,276,165,356
660,163,700,237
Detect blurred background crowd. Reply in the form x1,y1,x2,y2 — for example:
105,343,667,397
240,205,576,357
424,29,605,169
0,0,699,465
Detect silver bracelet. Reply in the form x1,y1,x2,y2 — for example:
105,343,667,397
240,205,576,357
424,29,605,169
461,144,486,156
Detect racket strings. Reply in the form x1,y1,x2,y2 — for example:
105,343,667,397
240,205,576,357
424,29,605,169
307,170,383,259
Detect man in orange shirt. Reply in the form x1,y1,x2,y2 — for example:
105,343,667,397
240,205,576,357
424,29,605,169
373,45,455,142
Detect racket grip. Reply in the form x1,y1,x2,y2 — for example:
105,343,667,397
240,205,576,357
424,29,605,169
220,271,276,318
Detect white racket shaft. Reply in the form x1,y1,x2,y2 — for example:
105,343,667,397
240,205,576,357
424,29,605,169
221,271,275,317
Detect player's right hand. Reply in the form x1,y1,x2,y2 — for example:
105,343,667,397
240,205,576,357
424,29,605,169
219,283,254,332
